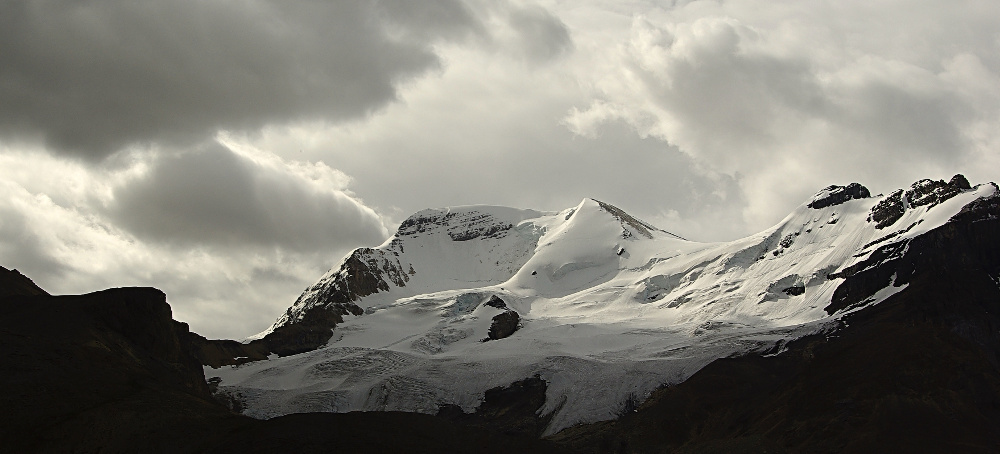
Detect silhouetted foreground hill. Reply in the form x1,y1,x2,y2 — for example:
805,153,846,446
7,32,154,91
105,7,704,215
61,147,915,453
0,271,559,453
0,265,48,296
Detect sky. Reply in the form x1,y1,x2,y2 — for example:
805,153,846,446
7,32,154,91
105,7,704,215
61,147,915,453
2,0,999,339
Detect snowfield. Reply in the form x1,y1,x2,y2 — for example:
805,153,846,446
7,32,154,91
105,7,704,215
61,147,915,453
208,181,998,435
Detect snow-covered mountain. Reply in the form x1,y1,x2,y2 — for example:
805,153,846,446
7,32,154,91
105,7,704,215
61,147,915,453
208,175,998,435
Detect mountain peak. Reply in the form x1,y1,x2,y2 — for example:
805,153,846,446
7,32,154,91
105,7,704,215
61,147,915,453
807,183,871,209
591,198,685,240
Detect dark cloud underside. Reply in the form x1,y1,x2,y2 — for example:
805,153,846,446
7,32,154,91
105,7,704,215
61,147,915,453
0,0,478,158
109,143,387,250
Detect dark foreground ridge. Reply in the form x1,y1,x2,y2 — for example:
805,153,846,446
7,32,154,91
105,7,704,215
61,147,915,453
0,276,560,453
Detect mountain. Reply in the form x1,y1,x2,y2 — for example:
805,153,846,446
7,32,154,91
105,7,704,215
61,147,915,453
553,176,1000,452
207,174,1000,438
0,271,560,452
5,174,999,452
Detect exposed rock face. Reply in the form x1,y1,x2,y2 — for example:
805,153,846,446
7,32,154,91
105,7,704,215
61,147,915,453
833,183,1000,315
907,178,964,208
869,189,907,229
285,248,410,324
869,174,972,229
484,294,508,309
594,199,684,240
807,183,871,209
951,173,973,190
398,209,515,242
484,295,520,341
184,333,271,368
782,284,806,296
437,375,552,438
488,311,520,340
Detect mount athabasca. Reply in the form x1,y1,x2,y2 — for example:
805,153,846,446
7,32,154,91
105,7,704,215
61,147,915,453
202,175,1000,436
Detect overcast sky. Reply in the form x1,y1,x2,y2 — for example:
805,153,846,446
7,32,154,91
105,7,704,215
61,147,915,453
2,0,998,339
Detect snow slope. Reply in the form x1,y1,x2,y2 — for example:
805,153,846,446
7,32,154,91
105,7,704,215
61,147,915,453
209,178,998,435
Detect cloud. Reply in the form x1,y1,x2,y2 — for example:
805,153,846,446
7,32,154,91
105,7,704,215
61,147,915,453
0,191,73,285
506,5,574,63
0,0,480,159
247,40,749,241
0,141,390,338
566,3,1000,227
0,148,372,339
107,141,388,251
2,0,999,340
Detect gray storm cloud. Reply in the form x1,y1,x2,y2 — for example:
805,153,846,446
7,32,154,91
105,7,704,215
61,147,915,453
108,142,388,250
0,0,479,159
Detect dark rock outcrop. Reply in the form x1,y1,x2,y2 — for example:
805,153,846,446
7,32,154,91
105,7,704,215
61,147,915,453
479,296,521,341
869,174,972,229
807,183,871,209
830,183,999,315
437,375,553,438
263,301,362,356
488,310,520,340
951,173,973,190
484,294,508,309
207,410,565,454
300,248,411,307
397,209,514,241
782,284,805,296
869,188,908,229
183,333,271,368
